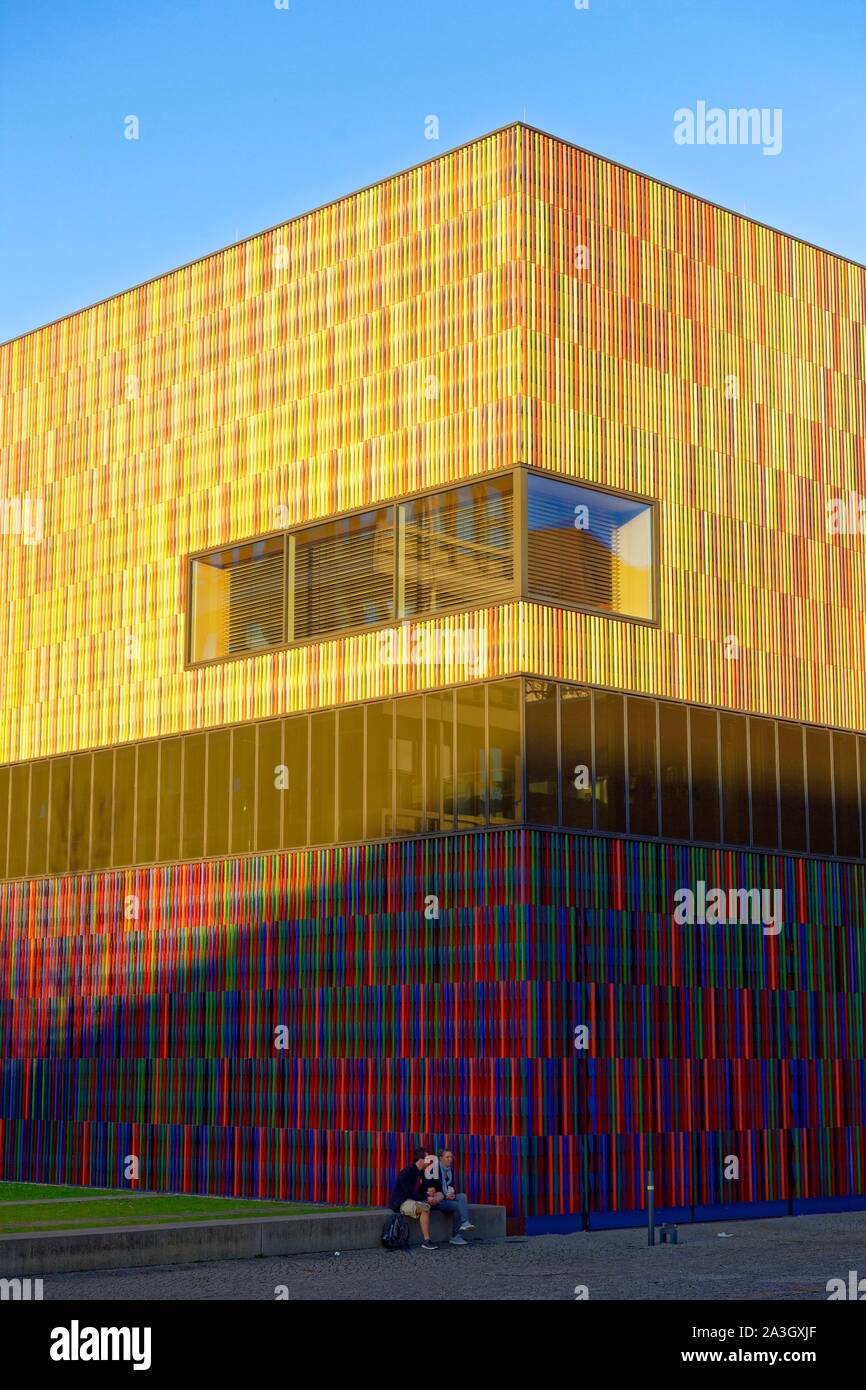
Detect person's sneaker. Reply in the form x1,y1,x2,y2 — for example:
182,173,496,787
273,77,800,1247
421,1240,438,1251
459,1221,475,1232
449,1235,469,1246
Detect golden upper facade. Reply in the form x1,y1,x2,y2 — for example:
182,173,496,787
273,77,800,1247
1,124,864,762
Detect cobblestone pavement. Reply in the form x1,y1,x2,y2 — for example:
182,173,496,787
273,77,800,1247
40,1212,866,1301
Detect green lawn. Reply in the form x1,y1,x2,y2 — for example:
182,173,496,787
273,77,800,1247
0,1182,135,1202
0,1183,355,1234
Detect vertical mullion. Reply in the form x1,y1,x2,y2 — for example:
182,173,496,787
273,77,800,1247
482,686,488,825
716,711,724,845
285,535,295,643
828,730,837,857
226,726,234,856
654,699,661,838
282,716,288,848
513,466,527,600
556,682,563,827
87,755,94,871
334,711,340,847
421,695,427,838
519,677,527,829
65,755,72,874
282,535,288,644
623,694,630,836
590,689,597,832
774,721,782,853
202,730,210,860
393,503,401,621
179,737,186,863
84,755,93,873
686,707,694,843
305,714,311,848
746,717,754,848
110,749,116,868
396,504,406,619
25,764,32,880
391,700,397,839
450,689,457,833
43,762,52,880
803,726,810,856
253,722,261,852
361,706,367,841
858,735,865,860
132,747,139,870
4,766,11,878
155,739,162,865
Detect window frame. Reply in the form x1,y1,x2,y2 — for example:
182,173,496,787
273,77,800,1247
184,465,659,670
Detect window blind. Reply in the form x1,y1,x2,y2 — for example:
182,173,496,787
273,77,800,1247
399,477,514,617
292,506,395,641
190,536,286,661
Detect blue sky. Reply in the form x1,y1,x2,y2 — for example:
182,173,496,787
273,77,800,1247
1,0,863,342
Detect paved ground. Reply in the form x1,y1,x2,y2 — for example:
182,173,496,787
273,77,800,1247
40,1211,866,1301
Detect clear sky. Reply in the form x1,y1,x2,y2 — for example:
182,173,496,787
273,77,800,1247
1,0,864,342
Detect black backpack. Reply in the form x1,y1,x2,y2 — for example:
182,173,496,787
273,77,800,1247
381,1211,410,1251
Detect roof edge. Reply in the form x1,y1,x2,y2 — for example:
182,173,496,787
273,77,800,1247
2,120,863,350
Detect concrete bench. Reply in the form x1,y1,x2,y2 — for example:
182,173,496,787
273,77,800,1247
0,1204,507,1276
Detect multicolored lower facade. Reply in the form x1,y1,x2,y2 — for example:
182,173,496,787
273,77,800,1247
1,827,865,1224
1,125,865,1227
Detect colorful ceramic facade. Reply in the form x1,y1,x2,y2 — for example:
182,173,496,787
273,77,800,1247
1,126,864,1223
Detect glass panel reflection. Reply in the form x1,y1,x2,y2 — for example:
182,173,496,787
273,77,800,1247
455,686,486,827
425,691,455,833
527,474,654,620
561,686,593,830
488,680,522,825
310,711,336,845
627,696,658,836
659,702,689,840
594,691,626,833
394,699,422,835
525,680,558,826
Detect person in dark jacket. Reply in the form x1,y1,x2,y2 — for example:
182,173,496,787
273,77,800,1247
389,1146,438,1251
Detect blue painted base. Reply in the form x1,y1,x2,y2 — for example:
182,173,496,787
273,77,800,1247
526,1195,866,1235
792,1195,866,1216
525,1213,586,1235
587,1205,691,1232
693,1200,789,1222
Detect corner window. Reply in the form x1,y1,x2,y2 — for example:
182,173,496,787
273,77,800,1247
185,468,652,669
526,474,655,621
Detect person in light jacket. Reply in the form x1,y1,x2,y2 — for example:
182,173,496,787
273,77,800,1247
426,1147,475,1246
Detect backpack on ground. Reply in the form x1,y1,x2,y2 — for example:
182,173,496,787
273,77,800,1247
381,1211,410,1251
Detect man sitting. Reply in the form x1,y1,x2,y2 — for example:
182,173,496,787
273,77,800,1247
388,1146,438,1251
426,1147,475,1246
